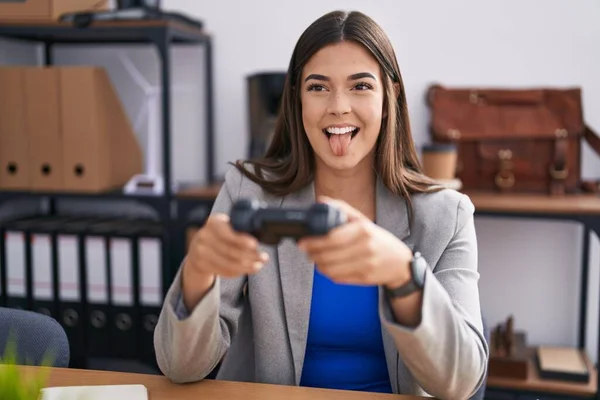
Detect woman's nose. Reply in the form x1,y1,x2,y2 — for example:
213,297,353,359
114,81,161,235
327,91,351,116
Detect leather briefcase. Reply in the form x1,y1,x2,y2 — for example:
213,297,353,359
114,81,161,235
425,84,600,195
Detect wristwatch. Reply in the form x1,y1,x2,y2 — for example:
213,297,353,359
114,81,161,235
385,251,427,298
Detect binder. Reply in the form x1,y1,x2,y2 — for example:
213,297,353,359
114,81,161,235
26,217,61,317
80,217,139,359
59,67,143,193
31,216,87,367
86,220,135,359
0,225,6,307
1,214,116,368
0,216,34,311
136,222,164,365
0,67,31,190
0,215,68,312
0,214,165,366
56,216,118,364
80,218,113,359
84,219,163,361
24,67,64,191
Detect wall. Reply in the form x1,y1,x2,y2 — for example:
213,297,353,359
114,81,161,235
0,0,599,364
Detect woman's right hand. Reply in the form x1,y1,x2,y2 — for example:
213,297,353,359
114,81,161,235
182,213,268,310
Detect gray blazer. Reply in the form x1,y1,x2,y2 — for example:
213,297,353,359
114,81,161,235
154,166,489,399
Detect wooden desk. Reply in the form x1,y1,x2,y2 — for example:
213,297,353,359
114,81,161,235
26,366,424,400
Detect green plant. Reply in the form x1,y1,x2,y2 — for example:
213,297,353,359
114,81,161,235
0,334,53,400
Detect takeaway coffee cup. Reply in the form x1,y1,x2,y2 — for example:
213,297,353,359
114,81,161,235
421,143,457,180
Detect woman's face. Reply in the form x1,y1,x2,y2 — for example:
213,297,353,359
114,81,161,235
300,40,385,174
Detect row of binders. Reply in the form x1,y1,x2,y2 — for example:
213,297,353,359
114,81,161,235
0,214,166,367
0,66,143,193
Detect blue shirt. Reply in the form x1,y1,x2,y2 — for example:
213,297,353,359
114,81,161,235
299,266,393,393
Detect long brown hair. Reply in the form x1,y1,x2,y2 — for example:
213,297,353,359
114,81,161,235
233,10,441,212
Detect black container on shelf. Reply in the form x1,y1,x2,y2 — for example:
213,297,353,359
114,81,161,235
247,72,287,159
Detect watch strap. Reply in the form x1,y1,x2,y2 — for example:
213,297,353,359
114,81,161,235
384,251,426,298
385,280,418,298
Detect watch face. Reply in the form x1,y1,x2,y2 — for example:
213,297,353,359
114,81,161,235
412,254,427,288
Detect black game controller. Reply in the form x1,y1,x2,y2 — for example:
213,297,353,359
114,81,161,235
230,198,347,245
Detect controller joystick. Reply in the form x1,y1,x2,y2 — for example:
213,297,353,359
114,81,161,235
230,198,347,245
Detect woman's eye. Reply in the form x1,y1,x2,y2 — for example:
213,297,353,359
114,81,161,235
307,84,326,92
354,82,373,91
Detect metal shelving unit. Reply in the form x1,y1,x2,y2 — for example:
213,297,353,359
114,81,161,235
468,192,600,400
0,16,215,285
0,16,216,369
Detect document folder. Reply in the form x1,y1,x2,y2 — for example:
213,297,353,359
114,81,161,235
136,221,164,365
1,214,165,367
0,226,5,308
1,214,119,368
85,219,163,361
1,215,70,313
1,216,35,311
57,216,118,364
0,67,31,190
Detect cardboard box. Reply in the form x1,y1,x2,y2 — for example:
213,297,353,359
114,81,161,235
0,65,143,193
0,0,108,21
25,66,64,191
0,67,30,190
59,66,143,193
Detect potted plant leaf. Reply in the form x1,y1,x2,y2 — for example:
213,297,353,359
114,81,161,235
0,335,53,400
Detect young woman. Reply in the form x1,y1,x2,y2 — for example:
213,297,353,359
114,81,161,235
154,10,488,400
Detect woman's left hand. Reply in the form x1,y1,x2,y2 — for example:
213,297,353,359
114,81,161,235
297,196,414,288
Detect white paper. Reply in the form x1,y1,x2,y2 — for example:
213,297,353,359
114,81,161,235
40,384,148,400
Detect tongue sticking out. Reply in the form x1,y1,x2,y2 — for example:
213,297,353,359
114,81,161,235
329,133,352,156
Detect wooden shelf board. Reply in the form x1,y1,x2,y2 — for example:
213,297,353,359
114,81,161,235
464,191,600,215
487,348,597,398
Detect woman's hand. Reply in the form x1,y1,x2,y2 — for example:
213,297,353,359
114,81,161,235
297,196,413,289
186,213,268,278
182,213,268,310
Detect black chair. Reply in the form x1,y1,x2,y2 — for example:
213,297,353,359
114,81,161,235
0,307,70,367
